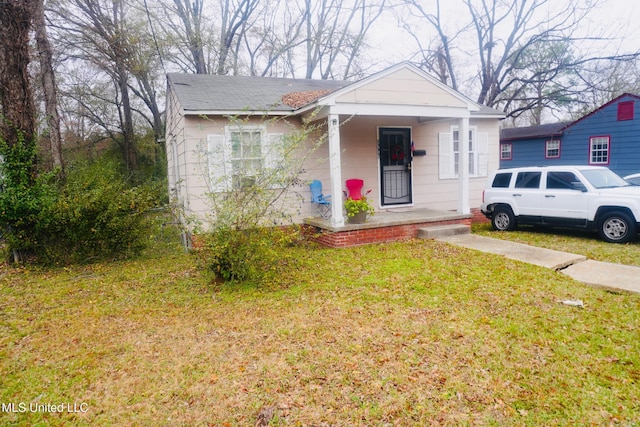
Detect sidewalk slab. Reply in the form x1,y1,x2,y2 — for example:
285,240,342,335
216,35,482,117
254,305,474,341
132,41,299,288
438,234,586,270
562,260,640,293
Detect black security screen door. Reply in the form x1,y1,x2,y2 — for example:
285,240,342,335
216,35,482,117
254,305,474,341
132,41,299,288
379,127,412,205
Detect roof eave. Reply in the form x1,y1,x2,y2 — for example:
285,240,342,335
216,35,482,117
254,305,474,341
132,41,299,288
181,109,292,117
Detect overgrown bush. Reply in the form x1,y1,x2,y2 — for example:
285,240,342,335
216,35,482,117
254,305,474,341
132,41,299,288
194,226,303,287
38,159,160,263
0,133,59,260
193,115,324,287
0,135,161,264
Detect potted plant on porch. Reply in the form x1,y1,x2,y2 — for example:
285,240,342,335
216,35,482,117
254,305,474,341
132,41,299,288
344,192,375,224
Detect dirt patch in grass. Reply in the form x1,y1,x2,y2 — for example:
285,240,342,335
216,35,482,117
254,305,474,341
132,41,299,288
1,239,639,425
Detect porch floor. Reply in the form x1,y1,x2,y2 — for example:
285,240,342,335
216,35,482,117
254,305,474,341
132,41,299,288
303,208,472,247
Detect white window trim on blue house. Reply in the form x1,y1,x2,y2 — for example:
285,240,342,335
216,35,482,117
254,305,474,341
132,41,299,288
545,139,561,159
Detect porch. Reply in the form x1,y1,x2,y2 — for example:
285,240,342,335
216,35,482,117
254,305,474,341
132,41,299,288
303,208,472,248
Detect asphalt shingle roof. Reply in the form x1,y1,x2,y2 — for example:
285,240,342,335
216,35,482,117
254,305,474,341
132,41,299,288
501,122,571,141
167,73,350,113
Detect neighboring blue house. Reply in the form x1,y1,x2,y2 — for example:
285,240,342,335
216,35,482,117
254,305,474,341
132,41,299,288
500,93,640,177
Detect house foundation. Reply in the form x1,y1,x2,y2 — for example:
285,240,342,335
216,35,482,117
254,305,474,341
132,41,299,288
303,208,473,248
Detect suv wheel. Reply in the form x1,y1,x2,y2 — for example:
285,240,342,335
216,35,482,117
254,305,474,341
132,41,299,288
491,206,517,231
597,211,636,243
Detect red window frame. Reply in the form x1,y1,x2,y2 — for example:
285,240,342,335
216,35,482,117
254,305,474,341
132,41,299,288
500,143,512,160
588,135,611,165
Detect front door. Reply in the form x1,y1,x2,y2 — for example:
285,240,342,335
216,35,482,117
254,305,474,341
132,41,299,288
379,127,412,206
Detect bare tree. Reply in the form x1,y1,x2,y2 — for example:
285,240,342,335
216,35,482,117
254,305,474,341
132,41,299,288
34,0,64,171
157,0,209,74
403,0,640,121
241,0,305,77
302,0,386,80
402,0,460,89
49,0,144,170
217,0,261,75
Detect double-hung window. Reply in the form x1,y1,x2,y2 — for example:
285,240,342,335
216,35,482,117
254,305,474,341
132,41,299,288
589,136,610,165
207,125,283,192
439,125,488,179
500,143,512,160
452,127,477,175
545,140,560,159
230,129,262,189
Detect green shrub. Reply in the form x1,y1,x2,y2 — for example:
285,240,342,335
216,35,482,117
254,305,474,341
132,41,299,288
0,133,59,260
194,226,302,287
37,159,159,263
0,136,161,263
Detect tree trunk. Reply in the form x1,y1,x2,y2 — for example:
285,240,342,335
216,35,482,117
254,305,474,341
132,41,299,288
33,0,64,172
117,63,137,171
0,0,36,147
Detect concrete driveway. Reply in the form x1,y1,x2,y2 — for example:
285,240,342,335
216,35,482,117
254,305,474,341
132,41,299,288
438,234,640,294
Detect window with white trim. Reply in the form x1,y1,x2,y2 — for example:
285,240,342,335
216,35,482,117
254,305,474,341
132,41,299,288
589,136,610,165
207,126,283,192
439,126,488,179
545,139,560,159
230,129,262,189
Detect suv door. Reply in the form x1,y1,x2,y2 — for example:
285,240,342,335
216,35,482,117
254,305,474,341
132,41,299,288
542,171,589,226
512,171,543,222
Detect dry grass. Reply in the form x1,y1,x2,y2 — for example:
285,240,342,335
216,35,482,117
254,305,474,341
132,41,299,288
1,235,639,426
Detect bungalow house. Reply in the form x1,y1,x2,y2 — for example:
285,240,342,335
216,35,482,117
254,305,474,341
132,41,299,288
500,93,640,177
165,62,504,246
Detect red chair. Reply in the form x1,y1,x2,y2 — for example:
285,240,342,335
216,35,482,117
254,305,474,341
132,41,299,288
346,179,364,200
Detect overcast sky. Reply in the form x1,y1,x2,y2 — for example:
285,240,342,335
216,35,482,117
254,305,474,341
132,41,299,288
369,0,640,67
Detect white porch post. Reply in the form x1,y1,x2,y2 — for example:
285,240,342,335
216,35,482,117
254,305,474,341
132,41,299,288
458,117,470,214
328,113,345,226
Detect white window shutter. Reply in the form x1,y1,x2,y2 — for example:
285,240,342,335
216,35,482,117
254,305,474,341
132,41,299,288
207,134,231,192
264,133,283,171
263,133,286,188
477,132,489,177
439,132,452,179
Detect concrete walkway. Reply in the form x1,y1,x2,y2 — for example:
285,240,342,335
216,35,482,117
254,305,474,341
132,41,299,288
438,234,640,294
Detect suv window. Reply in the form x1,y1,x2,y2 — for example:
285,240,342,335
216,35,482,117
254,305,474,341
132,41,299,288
547,171,580,189
515,172,541,189
492,172,512,188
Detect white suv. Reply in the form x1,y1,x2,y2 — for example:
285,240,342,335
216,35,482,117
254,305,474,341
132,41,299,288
481,166,640,243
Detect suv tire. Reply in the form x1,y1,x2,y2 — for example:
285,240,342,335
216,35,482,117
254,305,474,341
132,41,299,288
597,211,636,243
491,206,517,231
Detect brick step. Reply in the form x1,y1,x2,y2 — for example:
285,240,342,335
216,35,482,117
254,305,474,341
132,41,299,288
417,224,471,239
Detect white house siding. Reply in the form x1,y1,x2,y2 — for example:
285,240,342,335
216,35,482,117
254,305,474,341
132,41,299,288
170,113,500,229
335,67,468,108
165,64,504,230
425,119,500,211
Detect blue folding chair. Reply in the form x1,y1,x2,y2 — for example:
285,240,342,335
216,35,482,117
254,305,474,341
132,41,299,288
309,180,331,219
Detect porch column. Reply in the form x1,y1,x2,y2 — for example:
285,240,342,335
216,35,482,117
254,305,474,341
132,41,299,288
328,113,345,226
458,116,470,214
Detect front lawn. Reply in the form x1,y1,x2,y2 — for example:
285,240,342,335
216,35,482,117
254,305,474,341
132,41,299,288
1,237,639,425
472,222,640,266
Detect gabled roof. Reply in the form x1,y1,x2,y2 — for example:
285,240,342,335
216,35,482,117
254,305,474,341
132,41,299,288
501,93,640,142
501,122,571,141
167,73,350,114
565,93,640,129
167,62,504,118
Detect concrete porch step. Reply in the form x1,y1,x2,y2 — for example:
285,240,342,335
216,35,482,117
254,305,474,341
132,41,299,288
417,224,471,239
